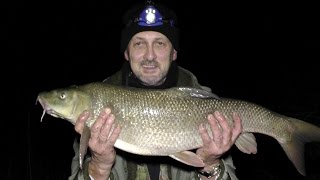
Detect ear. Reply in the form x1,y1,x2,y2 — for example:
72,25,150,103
124,49,129,61
172,49,177,61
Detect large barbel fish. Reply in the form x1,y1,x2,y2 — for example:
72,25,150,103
37,82,320,176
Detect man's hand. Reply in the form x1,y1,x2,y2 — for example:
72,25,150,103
196,111,242,167
75,108,121,179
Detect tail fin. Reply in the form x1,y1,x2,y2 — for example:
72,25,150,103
279,118,320,176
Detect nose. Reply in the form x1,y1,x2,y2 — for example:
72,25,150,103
144,45,156,60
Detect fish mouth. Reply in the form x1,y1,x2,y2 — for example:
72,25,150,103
36,96,46,110
36,96,65,122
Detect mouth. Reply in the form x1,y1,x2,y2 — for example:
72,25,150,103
36,96,61,122
142,65,158,73
40,107,66,122
141,60,159,72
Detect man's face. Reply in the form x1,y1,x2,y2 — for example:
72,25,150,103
124,31,177,86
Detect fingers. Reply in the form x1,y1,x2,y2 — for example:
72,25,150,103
199,122,212,145
86,107,121,164
214,111,232,146
198,111,243,165
208,113,223,144
90,108,112,142
231,112,243,142
74,110,90,134
90,108,121,146
205,111,243,146
107,124,121,145
99,113,114,142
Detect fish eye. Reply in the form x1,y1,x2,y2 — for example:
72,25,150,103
60,92,66,100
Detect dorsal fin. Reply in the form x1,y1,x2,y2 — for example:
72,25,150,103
168,87,220,99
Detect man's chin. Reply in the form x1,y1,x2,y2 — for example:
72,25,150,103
140,77,163,86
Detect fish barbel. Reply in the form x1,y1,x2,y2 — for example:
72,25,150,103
37,82,320,176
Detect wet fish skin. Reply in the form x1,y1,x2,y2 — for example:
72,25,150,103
37,82,320,175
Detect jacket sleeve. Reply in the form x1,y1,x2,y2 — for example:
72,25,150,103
219,155,238,180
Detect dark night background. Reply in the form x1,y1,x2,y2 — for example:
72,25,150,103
5,0,320,179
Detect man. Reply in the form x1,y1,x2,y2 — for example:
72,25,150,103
69,1,242,180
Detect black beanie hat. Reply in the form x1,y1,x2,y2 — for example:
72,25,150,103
120,1,179,52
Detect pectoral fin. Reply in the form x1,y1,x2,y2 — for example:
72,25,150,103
235,132,257,154
169,151,205,167
79,126,91,169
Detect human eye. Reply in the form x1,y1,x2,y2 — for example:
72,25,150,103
134,41,141,46
155,41,166,47
158,41,164,46
133,41,145,48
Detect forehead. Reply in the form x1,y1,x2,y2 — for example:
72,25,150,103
131,31,169,41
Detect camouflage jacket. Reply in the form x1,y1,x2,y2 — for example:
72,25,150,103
68,66,238,180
